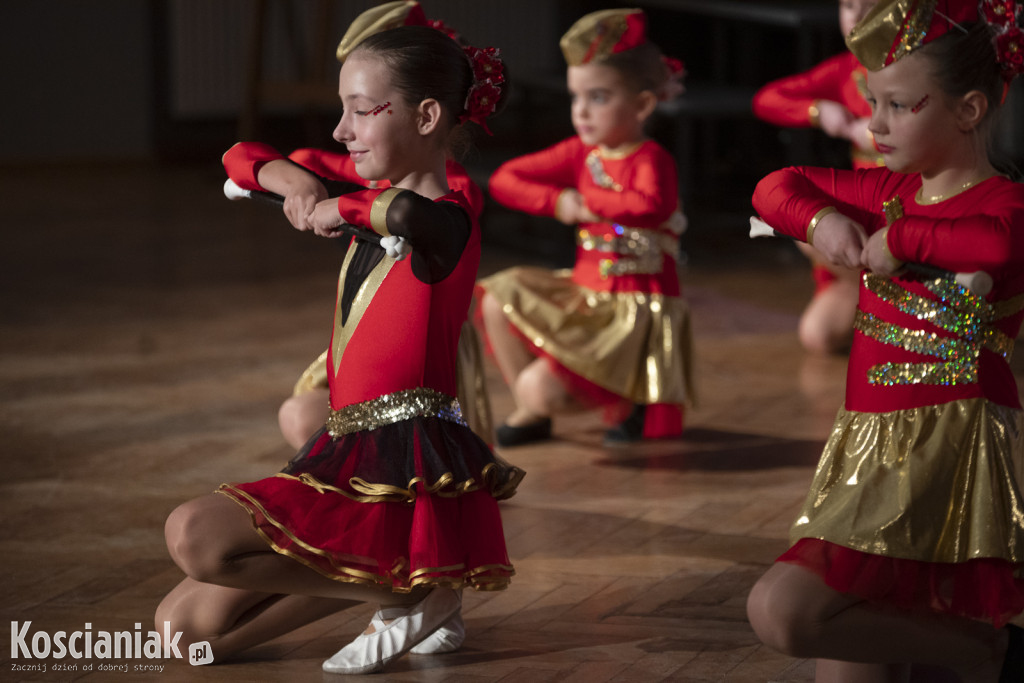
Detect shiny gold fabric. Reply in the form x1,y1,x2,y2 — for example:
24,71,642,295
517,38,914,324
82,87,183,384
478,266,694,405
332,244,395,375
454,320,494,441
846,0,933,70
326,387,465,438
292,348,330,396
791,398,1024,564
576,226,680,279
336,0,420,62
559,8,637,66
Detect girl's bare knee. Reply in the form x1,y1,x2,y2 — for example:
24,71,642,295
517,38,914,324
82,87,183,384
514,362,561,416
164,500,225,583
480,292,506,330
278,391,328,450
746,568,821,657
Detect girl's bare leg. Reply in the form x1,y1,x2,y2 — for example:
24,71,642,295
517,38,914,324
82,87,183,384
747,562,1008,681
798,276,859,355
515,358,582,418
480,292,547,427
278,387,330,450
165,493,423,603
795,243,859,355
159,493,426,658
155,578,355,661
815,660,910,683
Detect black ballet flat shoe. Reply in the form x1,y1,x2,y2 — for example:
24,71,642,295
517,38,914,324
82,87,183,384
495,418,552,448
1000,623,1024,683
603,404,646,446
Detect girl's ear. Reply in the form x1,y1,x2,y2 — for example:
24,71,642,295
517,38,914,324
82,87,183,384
635,90,658,123
955,89,989,132
417,98,443,136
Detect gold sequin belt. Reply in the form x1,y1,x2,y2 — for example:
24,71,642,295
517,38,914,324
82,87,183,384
577,226,679,279
326,388,466,438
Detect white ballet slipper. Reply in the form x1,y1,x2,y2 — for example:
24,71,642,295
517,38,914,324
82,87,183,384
379,235,411,261
322,588,461,675
409,610,465,654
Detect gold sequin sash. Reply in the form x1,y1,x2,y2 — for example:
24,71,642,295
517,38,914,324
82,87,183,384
577,226,679,279
856,273,1017,386
326,388,466,438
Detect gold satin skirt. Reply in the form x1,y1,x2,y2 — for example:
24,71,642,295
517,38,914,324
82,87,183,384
478,266,694,405
792,398,1024,564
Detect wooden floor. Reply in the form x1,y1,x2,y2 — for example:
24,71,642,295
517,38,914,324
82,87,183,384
1,162,1019,682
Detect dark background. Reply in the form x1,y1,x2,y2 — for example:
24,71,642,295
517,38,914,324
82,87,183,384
3,0,1022,264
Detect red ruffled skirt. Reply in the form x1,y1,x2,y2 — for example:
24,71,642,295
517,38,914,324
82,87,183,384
779,538,1024,628
219,416,525,593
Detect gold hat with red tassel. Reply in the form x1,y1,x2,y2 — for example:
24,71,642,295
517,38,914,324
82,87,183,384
559,8,648,66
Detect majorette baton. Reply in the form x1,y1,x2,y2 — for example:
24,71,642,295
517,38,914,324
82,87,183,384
224,178,410,259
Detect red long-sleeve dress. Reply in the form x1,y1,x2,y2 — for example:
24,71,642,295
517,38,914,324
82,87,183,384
480,136,694,437
752,52,883,172
753,165,1024,626
753,52,885,294
216,145,524,592
226,142,493,440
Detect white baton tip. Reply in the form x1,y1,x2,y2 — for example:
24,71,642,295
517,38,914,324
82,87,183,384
956,271,993,297
223,178,248,200
748,216,775,239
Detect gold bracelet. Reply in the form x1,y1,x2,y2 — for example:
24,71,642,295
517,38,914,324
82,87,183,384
370,187,403,237
808,101,821,128
805,206,837,246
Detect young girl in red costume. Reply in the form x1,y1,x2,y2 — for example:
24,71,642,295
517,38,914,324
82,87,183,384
753,0,883,355
747,0,1024,680
156,2,523,675
479,8,693,447
276,149,490,451
268,2,491,452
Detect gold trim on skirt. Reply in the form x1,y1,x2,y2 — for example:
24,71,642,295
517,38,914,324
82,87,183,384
478,266,694,405
792,398,1024,564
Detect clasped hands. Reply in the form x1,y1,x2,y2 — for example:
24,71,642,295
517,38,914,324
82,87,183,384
280,182,409,260
812,212,902,276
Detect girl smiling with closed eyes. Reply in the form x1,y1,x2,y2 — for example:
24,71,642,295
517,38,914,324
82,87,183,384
158,4,521,676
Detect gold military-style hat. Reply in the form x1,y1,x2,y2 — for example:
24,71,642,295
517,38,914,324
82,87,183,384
559,8,649,66
845,0,980,70
335,0,429,62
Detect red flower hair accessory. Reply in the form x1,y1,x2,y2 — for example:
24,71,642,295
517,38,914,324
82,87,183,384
427,18,461,42
459,46,505,134
661,55,687,100
981,0,1024,82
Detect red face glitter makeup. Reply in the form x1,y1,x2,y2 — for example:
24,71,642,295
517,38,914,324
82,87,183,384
911,94,930,114
365,102,392,117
